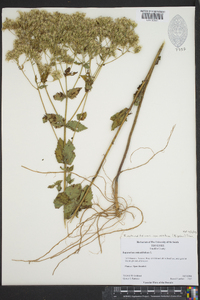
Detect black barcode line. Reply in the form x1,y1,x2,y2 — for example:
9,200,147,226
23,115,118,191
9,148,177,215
141,12,164,20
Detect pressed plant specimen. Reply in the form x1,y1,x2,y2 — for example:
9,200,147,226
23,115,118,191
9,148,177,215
3,9,171,274
2,9,141,218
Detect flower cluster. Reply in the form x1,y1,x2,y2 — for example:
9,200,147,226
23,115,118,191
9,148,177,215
3,9,141,80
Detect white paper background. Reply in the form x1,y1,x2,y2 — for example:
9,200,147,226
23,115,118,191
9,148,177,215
2,7,197,285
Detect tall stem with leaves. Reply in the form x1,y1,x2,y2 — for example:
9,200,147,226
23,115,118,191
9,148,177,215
3,9,141,222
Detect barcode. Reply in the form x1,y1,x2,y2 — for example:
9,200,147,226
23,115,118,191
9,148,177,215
136,9,169,22
142,12,163,20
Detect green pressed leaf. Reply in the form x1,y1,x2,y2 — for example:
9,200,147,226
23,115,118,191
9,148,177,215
64,67,78,77
54,192,69,209
42,116,48,123
74,61,82,65
110,108,129,130
64,67,71,77
38,84,47,89
63,184,82,219
83,63,90,69
42,114,65,128
62,184,93,219
81,74,93,92
60,165,74,172
63,139,76,165
80,185,93,209
77,112,87,121
64,202,78,219
55,138,64,163
66,120,87,132
67,87,82,99
66,173,74,184
53,92,66,101
48,180,62,191
65,183,82,200
67,165,74,172
55,139,75,165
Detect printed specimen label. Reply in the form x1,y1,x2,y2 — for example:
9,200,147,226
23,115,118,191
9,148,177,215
121,238,198,285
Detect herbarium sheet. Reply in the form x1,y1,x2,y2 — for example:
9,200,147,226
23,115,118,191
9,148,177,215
2,7,197,285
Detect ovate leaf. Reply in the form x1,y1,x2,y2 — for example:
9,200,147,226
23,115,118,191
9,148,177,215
64,202,78,220
110,108,129,130
62,184,93,219
42,114,65,128
66,173,74,184
63,183,82,219
80,185,93,209
77,112,87,121
66,120,87,132
55,138,64,163
63,139,76,165
67,87,82,99
53,92,66,101
54,192,69,209
65,183,82,200
55,139,75,165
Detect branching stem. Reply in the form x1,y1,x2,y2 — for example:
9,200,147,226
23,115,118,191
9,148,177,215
63,68,69,192
30,61,58,140
45,86,58,114
113,42,165,216
70,42,165,220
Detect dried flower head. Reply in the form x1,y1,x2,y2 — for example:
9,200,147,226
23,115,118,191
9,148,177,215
3,9,141,68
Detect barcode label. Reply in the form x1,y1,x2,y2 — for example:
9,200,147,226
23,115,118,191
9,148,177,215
136,9,169,22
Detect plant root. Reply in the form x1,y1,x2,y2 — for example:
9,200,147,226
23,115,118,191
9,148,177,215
13,198,143,275
16,125,175,274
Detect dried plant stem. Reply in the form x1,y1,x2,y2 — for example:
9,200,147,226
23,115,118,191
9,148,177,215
29,61,59,140
55,63,65,93
69,92,88,121
73,64,84,88
114,101,143,217
13,204,144,275
113,42,165,216
70,42,165,220
72,92,89,143
104,49,129,65
19,125,174,273
63,70,69,191
121,124,175,175
21,68,37,89
45,86,58,115
37,88,58,141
